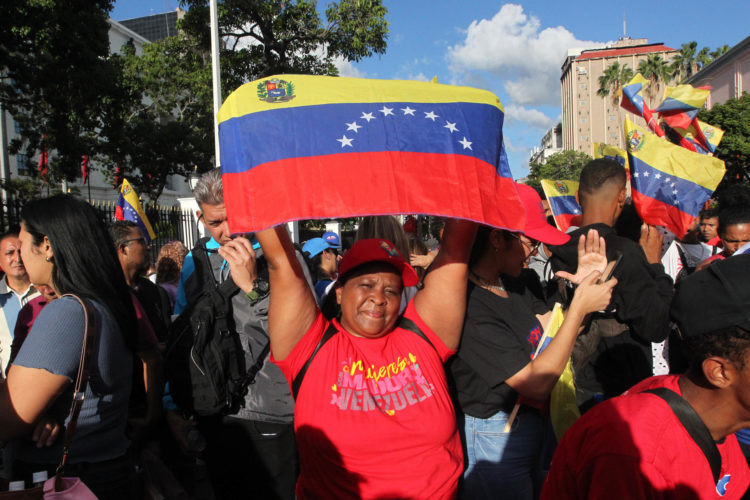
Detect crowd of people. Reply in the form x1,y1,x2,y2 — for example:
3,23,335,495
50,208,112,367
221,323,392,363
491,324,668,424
0,159,748,499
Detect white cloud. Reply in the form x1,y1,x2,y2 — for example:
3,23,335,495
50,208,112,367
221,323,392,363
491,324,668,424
333,56,366,78
406,72,429,82
503,137,528,154
504,104,555,130
447,4,604,106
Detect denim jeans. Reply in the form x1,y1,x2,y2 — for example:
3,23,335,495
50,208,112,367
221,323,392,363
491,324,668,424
460,408,544,500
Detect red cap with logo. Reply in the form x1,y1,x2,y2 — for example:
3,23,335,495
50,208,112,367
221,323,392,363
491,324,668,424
338,239,419,287
515,183,570,245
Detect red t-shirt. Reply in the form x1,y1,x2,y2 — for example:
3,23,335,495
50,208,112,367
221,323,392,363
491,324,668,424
273,300,462,500
542,375,750,499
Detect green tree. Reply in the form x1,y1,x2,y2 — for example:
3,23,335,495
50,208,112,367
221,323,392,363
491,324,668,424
526,150,592,195
638,54,672,107
671,41,699,82
597,62,633,143
698,93,750,195
102,36,215,200
710,45,731,60
180,0,389,92
0,0,117,183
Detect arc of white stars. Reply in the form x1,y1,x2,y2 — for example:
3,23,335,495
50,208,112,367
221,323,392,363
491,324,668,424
444,121,458,133
459,137,473,150
337,135,353,148
346,122,362,133
401,106,416,116
361,112,375,122
379,106,393,116
424,111,439,121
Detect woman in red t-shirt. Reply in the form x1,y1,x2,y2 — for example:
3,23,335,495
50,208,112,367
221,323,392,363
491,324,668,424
241,220,476,499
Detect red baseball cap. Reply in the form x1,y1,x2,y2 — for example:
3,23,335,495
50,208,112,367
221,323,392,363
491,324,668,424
338,238,419,287
515,183,570,245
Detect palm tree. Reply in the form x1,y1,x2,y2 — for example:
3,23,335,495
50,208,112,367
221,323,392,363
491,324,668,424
638,54,672,106
710,45,731,60
697,47,712,70
671,41,699,82
597,62,634,146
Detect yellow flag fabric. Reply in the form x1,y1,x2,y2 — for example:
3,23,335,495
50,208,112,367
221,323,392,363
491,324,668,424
542,303,581,440
593,143,629,171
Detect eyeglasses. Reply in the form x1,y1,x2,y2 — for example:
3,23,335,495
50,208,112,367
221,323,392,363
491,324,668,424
509,232,540,253
121,237,149,247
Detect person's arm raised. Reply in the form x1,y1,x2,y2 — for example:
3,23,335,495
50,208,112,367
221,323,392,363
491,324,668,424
255,226,318,361
413,219,477,350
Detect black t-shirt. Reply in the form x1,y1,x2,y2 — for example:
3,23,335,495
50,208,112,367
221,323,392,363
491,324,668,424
450,281,548,418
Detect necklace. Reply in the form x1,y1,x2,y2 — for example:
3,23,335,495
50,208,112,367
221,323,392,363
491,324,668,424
470,269,505,292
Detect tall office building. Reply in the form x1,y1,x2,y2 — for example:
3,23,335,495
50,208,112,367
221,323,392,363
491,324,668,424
560,38,678,153
119,8,185,42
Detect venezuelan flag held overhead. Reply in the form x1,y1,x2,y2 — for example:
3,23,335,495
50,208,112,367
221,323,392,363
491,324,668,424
593,143,629,171
656,84,710,117
672,119,724,154
218,75,525,233
541,179,581,232
115,178,156,243
624,119,725,237
621,74,664,137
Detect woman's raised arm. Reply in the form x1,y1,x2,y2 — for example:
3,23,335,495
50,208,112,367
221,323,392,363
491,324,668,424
414,219,477,350
256,226,318,360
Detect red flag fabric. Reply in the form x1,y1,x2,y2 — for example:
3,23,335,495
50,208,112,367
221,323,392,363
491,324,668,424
113,165,123,189
38,145,48,183
81,155,89,184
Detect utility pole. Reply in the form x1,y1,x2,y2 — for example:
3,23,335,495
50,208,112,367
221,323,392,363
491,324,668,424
209,0,222,168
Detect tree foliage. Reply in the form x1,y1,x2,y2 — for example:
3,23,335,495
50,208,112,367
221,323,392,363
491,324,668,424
597,62,634,107
671,41,732,83
638,54,672,106
698,93,750,195
180,0,389,92
103,36,215,200
0,0,117,183
526,150,592,195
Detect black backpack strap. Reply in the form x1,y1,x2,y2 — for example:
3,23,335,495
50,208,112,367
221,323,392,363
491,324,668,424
397,316,437,354
292,322,339,399
644,387,721,483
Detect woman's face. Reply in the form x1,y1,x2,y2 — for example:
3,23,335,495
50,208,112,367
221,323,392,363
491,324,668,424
336,263,403,339
18,223,54,288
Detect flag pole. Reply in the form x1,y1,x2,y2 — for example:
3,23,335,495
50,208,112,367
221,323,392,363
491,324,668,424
209,0,222,168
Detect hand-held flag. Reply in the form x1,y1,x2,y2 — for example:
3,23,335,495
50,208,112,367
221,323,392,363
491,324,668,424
624,119,725,237
540,179,581,232
621,74,665,137
656,84,710,129
593,143,629,171
115,178,156,243
218,74,525,233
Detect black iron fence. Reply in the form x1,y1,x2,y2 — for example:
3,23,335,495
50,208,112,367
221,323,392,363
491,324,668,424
0,197,199,259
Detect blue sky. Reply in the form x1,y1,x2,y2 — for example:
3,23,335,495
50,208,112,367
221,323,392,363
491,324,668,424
112,1,749,178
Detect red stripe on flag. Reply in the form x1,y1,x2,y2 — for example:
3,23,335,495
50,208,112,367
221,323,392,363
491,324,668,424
632,190,694,237
223,151,525,233
554,213,582,233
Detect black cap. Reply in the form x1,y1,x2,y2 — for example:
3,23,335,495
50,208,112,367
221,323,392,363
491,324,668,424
671,254,750,339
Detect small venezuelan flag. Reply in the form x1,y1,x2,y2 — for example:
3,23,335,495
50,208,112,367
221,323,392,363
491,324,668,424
672,119,724,154
624,119,726,237
541,179,581,232
621,74,664,136
593,143,629,171
217,74,525,233
115,178,156,243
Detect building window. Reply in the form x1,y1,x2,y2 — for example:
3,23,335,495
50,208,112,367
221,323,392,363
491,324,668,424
581,135,588,141
580,84,586,89
16,154,32,176
609,115,615,121
581,117,587,124
14,120,23,135
580,100,586,106
610,132,617,138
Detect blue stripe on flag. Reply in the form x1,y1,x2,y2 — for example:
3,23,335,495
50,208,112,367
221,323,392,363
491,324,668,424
548,195,581,216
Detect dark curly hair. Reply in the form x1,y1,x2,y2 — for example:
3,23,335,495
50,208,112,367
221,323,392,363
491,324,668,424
682,326,750,371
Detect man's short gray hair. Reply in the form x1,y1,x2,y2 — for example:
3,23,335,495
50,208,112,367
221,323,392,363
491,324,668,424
193,168,224,207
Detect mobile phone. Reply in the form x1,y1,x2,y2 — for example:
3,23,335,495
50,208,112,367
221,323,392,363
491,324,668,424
598,251,622,283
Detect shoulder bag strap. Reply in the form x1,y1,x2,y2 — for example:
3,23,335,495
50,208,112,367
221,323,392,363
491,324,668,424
292,323,338,400
396,316,436,353
643,387,721,483
56,294,98,477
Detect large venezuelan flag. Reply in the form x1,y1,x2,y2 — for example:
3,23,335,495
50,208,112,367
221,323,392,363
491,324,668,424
624,119,725,237
115,178,156,243
218,75,525,233
540,179,581,232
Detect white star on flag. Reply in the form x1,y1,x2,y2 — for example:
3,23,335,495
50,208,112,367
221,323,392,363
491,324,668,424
337,135,353,147
424,111,439,121
444,121,458,133
379,106,393,116
673,189,678,195
573,209,580,214
346,122,362,133
655,173,661,179
361,112,375,122
459,137,473,150
634,173,639,178
401,106,416,116
671,182,676,187
664,177,671,183
644,171,650,177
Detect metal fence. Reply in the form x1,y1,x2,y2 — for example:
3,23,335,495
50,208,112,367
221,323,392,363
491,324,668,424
0,197,199,258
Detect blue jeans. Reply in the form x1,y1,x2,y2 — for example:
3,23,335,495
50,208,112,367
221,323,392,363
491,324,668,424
461,408,544,500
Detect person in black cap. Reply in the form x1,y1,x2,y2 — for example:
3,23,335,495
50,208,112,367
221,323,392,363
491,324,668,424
541,254,750,500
